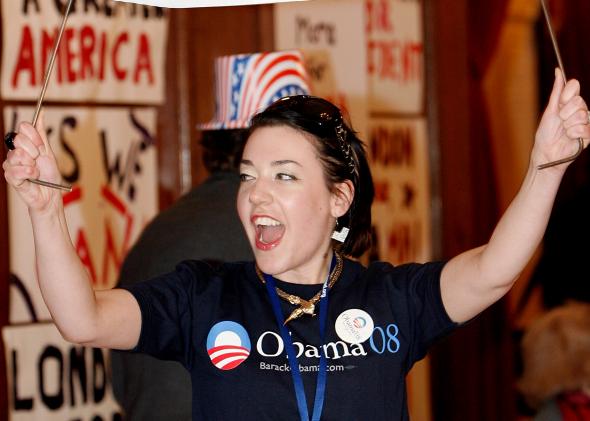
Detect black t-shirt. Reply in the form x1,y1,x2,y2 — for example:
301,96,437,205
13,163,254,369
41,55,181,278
123,257,456,420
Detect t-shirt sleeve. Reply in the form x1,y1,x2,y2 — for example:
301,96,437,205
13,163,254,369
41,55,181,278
119,260,214,369
383,260,457,365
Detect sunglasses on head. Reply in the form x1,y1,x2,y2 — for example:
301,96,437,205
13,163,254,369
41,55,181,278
264,95,357,178
265,95,344,130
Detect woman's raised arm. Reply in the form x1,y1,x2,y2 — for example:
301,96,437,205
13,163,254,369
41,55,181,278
3,116,141,349
441,69,590,324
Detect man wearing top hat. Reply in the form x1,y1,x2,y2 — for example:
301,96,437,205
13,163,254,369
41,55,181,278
110,50,310,421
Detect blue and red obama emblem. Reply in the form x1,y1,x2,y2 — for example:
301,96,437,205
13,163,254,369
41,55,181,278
206,321,251,370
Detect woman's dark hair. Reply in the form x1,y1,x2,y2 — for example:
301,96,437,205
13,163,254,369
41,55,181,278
248,95,374,258
201,129,248,173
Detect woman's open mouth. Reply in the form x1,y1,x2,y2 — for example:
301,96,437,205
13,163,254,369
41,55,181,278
253,216,285,250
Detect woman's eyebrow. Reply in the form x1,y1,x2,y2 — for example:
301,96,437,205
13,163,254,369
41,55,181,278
240,159,254,167
240,159,302,167
272,160,302,167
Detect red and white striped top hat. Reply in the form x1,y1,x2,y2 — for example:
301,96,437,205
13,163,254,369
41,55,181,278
198,50,310,130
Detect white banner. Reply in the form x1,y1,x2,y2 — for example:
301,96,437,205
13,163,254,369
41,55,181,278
5,106,158,324
274,0,369,139
115,0,306,6
3,323,121,421
368,117,431,264
366,0,424,114
1,0,168,104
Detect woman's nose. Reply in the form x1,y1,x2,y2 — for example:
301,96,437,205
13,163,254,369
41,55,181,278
249,178,272,205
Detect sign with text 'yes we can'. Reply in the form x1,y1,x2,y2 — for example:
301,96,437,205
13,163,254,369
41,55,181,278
5,106,158,325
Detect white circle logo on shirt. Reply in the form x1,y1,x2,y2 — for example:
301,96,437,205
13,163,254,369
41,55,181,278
206,321,251,370
335,309,374,344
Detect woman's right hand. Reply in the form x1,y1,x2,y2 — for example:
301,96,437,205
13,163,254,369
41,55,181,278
2,115,63,212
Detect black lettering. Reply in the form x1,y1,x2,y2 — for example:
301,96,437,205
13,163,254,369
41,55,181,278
103,0,113,16
38,346,64,410
84,0,100,13
23,0,40,14
92,348,106,403
8,109,17,132
295,16,336,45
101,130,124,188
295,16,308,44
130,110,155,152
69,346,88,406
59,116,81,184
306,58,327,81
11,350,34,410
54,0,76,14
9,273,38,322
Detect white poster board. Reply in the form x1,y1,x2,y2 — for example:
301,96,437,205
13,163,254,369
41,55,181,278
5,106,158,324
366,0,424,114
3,323,122,421
274,0,369,138
368,116,431,264
1,0,168,103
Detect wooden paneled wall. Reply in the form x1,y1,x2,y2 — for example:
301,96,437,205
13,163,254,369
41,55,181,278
425,1,516,420
158,6,274,204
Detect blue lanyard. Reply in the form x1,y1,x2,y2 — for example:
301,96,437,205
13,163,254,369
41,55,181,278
263,256,334,421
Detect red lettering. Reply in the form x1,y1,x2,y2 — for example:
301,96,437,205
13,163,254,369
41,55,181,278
368,40,423,82
99,32,107,81
75,230,98,286
101,186,135,287
366,0,374,33
11,26,36,88
133,33,154,84
63,186,82,207
102,220,122,287
112,32,129,80
11,26,158,90
366,0,392,34
367,40,375,75
79,25,96,79
373,181,389,202
384,42,397,79
387,220,422,264
64,28,77,82
41,29,57,83
405,43,423,82
370,124,414,167
57,30,67,84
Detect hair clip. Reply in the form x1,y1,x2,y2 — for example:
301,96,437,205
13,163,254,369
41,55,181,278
335,123,356,176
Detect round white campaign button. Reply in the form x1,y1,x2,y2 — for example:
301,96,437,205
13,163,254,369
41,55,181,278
335,309,374,344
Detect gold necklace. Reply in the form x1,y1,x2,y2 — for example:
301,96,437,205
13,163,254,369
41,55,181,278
256,252,344,325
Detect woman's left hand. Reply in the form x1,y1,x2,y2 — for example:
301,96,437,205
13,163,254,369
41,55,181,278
533,68,590,171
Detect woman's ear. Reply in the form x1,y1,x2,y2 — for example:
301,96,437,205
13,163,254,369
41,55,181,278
331,180,354,218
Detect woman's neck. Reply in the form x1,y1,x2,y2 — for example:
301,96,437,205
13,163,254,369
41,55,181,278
278,250,334,285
